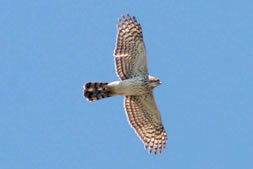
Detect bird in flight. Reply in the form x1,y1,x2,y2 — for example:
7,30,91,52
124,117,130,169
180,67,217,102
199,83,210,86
83,14,167,154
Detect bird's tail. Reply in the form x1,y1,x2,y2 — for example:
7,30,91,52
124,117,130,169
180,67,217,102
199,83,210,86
83,82,112,102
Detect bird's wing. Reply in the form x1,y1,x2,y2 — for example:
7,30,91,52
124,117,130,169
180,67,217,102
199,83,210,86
113,14,148,80
124,92,167,154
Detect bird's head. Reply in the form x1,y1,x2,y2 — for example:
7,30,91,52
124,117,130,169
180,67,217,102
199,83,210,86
148,75,161,88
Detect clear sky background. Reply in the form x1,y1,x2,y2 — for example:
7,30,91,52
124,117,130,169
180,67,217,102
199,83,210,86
1,0,252,169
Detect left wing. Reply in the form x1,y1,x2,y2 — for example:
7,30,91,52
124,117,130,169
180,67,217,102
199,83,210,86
124,92,167,154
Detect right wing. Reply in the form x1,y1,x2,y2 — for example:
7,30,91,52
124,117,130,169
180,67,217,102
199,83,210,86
113,14,148,80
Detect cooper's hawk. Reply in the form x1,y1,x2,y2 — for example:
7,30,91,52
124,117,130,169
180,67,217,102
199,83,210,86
83,14,167,154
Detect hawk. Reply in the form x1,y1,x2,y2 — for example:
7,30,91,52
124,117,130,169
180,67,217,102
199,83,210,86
83,14,167,154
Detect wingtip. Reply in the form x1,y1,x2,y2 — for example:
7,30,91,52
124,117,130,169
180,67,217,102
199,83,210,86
159,147,162,154
148,147,152,153
154,148,157,154
122,15,127,22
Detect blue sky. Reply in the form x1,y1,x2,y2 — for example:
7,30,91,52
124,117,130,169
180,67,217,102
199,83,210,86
1,0,253,169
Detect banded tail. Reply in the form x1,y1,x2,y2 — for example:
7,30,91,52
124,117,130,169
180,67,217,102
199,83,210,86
83,82,111,102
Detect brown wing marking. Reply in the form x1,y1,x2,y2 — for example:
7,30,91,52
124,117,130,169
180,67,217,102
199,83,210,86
124,94,167,154
113,14,147,80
